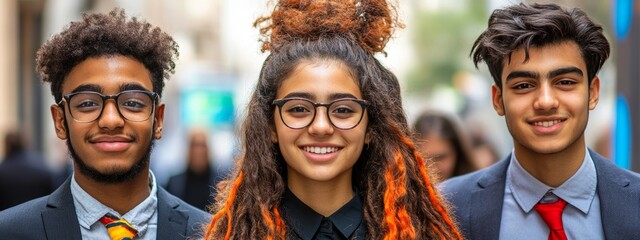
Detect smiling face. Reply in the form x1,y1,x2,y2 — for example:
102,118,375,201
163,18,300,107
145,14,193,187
50,55,165,183
273,60,368,186
492,41,599,159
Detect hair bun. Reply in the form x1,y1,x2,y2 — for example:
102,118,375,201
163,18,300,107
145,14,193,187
255,0,401,54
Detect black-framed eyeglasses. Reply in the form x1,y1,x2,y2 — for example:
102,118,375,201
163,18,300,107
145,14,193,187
58,90,158,123
272,97,368,130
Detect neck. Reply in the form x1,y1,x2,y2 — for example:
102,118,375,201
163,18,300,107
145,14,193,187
74,168,151,215
287,171,354,217
514,137,586,188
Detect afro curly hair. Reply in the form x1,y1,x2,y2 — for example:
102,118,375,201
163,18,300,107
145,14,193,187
36,8,179,102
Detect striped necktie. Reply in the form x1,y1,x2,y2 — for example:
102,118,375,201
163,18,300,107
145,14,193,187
99,214,138,240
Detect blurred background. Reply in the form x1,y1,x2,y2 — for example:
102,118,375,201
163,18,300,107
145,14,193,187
0,0,637,209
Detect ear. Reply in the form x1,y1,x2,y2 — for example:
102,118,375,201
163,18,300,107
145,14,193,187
153,103,165,139
50,104,68,140
271,129,278,144
271,128,278,144
364,128,372,144
588,76,600,110
491,84,505,116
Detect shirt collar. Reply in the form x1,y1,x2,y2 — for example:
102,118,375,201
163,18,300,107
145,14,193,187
280,189,363,240
71,171,159,237
506,148,597,214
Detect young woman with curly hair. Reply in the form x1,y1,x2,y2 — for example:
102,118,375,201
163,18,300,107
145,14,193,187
205,0,462,239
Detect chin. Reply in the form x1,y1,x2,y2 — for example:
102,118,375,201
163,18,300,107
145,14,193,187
526,143,567,155
67,138,154,183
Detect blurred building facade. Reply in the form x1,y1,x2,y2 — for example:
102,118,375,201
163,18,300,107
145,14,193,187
0,0,638,176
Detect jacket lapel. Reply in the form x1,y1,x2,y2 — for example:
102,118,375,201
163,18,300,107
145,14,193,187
156,187,189,240
592,150,640,239
468,157,510,240
42,178,82,240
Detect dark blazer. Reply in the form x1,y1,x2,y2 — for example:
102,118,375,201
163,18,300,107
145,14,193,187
0,151,55,210
0,177,211,240
440,149,640,240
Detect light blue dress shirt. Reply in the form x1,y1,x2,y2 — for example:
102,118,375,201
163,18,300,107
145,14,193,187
499,148,604,240
70,171,158,240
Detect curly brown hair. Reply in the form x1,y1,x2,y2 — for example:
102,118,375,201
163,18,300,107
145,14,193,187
205,0,461,239
471,3,610,89
35,8,179,102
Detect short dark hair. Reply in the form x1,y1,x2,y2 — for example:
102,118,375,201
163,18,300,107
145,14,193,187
36,8,179,102
471,3,610,89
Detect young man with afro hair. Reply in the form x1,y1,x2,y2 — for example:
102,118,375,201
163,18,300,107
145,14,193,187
0,9,210,240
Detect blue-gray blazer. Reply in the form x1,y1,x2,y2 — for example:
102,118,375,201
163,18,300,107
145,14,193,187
440,149,640,240
0,177,211,240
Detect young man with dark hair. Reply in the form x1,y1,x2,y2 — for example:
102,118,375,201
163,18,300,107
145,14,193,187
0,9,210,239
441,3,640,239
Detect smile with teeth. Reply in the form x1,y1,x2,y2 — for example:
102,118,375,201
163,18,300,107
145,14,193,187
533,120,563,127
303,146,341,154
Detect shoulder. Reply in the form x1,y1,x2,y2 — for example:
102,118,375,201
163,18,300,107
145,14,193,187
0,195,49,220
156,187,211,238
603,161,640,181
440,158,510,194
588,150,640,238
0,196,49,237
157,186,211,223
438,168,487,207
440,170,483,192
590,150,640,183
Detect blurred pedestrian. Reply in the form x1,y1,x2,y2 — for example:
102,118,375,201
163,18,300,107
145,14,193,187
0,130,54,210
413,110,476,180
166,129,222,211
470,134,500,170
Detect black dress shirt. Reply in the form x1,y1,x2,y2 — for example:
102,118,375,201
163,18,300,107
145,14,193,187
280,189,366,240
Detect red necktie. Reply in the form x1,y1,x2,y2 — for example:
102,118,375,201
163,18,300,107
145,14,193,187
534,198,568,240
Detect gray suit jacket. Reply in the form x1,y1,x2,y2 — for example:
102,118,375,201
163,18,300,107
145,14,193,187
0,177,211,239
440,149,640,240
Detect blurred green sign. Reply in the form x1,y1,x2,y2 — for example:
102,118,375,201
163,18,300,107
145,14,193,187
180,87,235,127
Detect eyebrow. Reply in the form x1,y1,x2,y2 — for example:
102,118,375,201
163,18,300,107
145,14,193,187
505,71,539,82
548,67,583,79
71,84,102,93
120,83,150,92
283,92,314,100
328,93,358,100
505,67,584,83
282,92,359,101
70,83,150,94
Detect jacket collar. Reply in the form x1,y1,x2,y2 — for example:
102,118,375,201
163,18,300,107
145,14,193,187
155,187,190,240
41,177,194,240
470,150,640,239
42,177,82,240
466,157,510,240
591,149,639,239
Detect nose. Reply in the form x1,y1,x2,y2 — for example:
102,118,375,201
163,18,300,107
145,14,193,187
307,107,334,136
97,99,125,130
533,83,559,111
